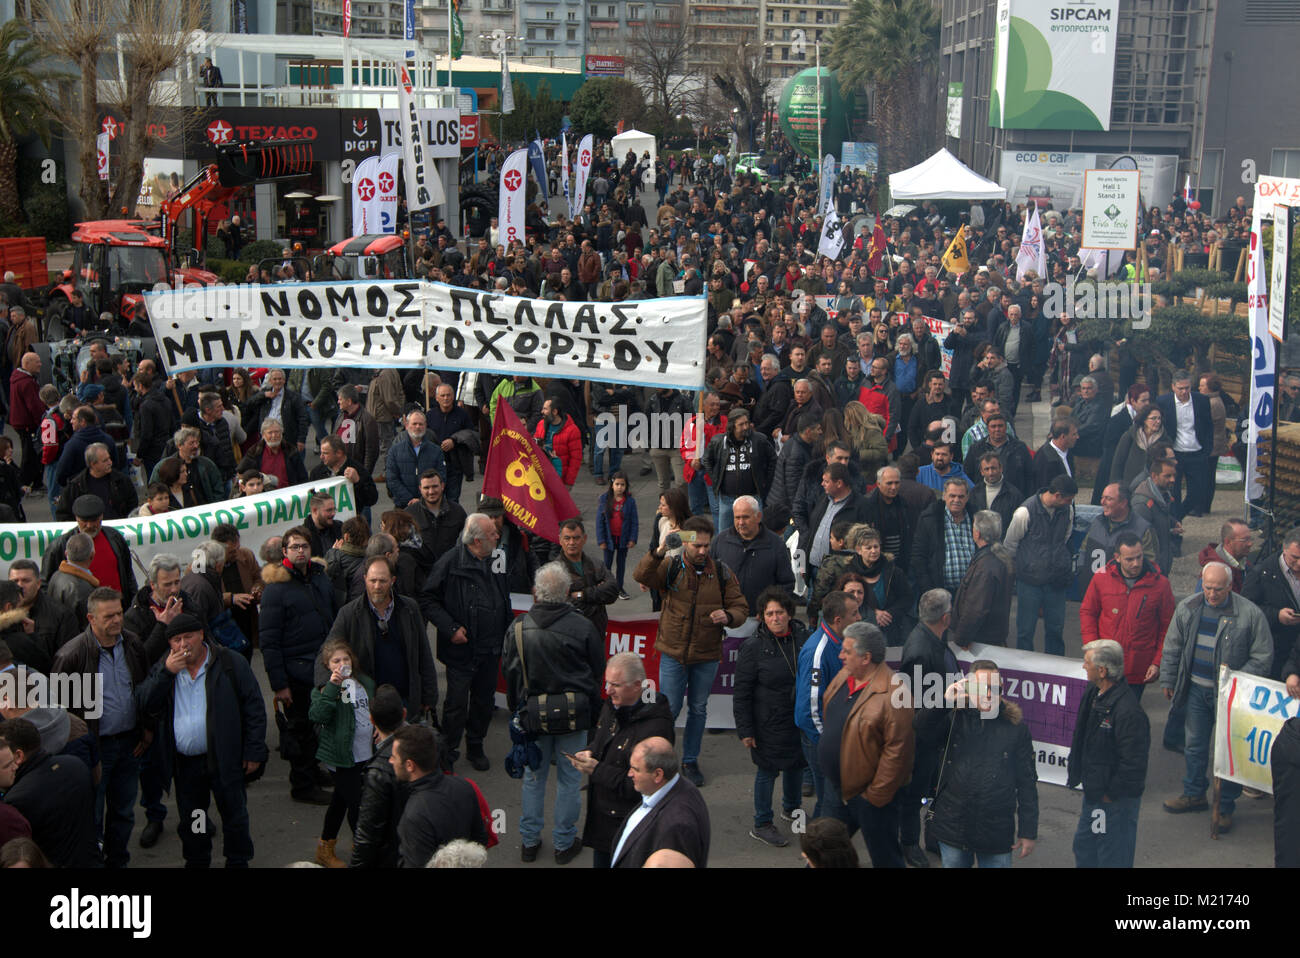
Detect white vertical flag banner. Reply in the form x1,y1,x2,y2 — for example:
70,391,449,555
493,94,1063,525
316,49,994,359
572,134,594,218
352,155,379,233
376,152,401,233
97,133,110,182
501,52,515,114
397,63,446,211
818,207,845,260
1246,213,1274,502
498,148,529,248
819,154,836,216
561,131,572,219
1016,205,1046,278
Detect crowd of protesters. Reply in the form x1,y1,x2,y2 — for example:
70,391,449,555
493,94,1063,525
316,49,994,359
0,133,1297,871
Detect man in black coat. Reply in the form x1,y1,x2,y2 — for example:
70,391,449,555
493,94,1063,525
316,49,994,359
1093,391,1142,506
860,465,915,569
55,442,138,521
950,511,1015,648
7,561,77,671
133,373,176,477
1031,419,1078,491
420,513,511,772
1243,537,1300,681
963,414,1032,498
704,410,777,530
351,686,410,868
570,652,674,867
135,614,267,867
427,383,475,503
406,469,468,576
1156,371,1214,517
710,496,796,614
502,562,605,864
391,725,488,867
243,369,311,453
310,436,378,515
192,392,237,483
764,414,821,532
968,452,1023,536
909,480,977,600
1273,715,1300,868
0,717,98,867
611,736,711,868
1067,639,1150,868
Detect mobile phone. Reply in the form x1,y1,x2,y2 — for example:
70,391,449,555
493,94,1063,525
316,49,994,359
561,751,577,761
679,530,698,544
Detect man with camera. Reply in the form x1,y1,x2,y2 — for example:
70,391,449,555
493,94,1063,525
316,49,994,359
634,516,748,788
502,562,605,865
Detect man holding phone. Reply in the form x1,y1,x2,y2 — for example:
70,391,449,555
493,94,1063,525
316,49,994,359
634,516,748,788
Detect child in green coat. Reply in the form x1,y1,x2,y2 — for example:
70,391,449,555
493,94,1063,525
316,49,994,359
309,638,375,867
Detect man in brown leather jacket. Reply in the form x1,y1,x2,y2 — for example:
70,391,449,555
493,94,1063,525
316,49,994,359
818,621,914,867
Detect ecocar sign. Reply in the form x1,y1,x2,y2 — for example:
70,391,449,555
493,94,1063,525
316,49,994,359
990,0,1120,131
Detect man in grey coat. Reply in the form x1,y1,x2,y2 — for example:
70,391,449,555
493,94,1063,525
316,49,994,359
1159,562,1272,832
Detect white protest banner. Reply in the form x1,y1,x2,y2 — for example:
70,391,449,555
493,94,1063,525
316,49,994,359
0,478,356,574
817,207,845,260
376,152,401,233
397,63,446,211
352,155,380,234
1082,168,1140,250
1246,215,1274,501
572,134,594,220
818,153,836,216
1214,667,1300,792
145,280,709,390
498,148,529,249
925,315,956,378
1015,204,1046,278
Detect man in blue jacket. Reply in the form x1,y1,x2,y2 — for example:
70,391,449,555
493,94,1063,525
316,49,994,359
794,590,861,817
385,408,447,511
259,525,337,804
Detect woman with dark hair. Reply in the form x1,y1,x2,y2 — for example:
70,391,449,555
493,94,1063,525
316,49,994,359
0,837,51,869
799,817,860,868
596,471,638,599
156,457,193,509
641,485,691,612
1110,405,1170,489
734,586,809,848
378,510,423,597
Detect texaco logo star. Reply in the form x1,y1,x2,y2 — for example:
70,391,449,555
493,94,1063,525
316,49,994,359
357,178,376,201
101,117,119,139
503,169,523,192
207,120,233,145
580,149,590,165
377,172,394,193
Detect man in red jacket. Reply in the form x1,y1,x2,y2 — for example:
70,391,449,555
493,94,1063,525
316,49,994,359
8,351,45,488
535,398,582,488
1079,532,1176,703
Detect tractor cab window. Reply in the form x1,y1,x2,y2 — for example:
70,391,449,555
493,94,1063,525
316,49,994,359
380,248,406,279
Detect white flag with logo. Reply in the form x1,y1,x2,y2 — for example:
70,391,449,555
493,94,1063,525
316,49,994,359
1246,213,1274,501
97,133,110,181
397,63,445,211
352,155,379,233
819,154,836,216
818,207,845,260
501,51,515,114
376,152,401,234
572,134,594,219
498,148,529,248
1016,205,1046,278
561,131,572,219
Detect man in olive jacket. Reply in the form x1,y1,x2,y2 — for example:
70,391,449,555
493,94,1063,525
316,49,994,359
633,515,748,787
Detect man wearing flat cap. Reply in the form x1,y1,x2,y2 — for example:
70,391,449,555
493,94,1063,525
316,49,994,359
41,494,138,598
134,612,268,868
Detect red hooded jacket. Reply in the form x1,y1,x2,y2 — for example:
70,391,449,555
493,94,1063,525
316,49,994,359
1079,559,1177,686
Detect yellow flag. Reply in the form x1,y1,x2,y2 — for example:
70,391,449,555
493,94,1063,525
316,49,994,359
941,226,970,275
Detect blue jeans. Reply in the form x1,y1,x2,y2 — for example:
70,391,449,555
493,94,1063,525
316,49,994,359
307,408,334,448
1182,683,1242,814
592,434,624,479
603,543,629,589
801,733,825,818
45,463,59,517
939,842,1012,868
96,733,141,867
659,656,720,765
717,493,761,540
754,766,803,828
687,472,710,518
1073,795,1141,867
1015,580,1066,655
520,729,587,850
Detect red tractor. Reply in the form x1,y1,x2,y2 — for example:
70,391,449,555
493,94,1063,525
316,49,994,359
43,140,317,340
313,233,412,281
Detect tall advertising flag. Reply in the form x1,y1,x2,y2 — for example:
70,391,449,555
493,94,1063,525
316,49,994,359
561,131,572,219
344,0,352,37
482,400,579,543
376,152,401,233
397,63,446,210
498,148,529,248
818,154,836,216
96,132,110,182
572,134,594,218
404,0,414,40
501,51,515,114
528,138,549,203
1246,216,1274,502
817,208,844,261
352,154,380,233
450,0,464,58
1015,205,1046,278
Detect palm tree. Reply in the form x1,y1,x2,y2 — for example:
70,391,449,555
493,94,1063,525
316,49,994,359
827,0,939,176
0,18,52,224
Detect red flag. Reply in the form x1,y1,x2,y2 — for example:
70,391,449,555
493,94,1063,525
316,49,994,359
615,119,625,135
867,224,887,275
482,400,579,544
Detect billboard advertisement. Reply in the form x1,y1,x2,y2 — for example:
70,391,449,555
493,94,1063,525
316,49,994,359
839,142,878,174
999,150,1178,211
778,68,862,162
989,0,1121,131
584,54,625,77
